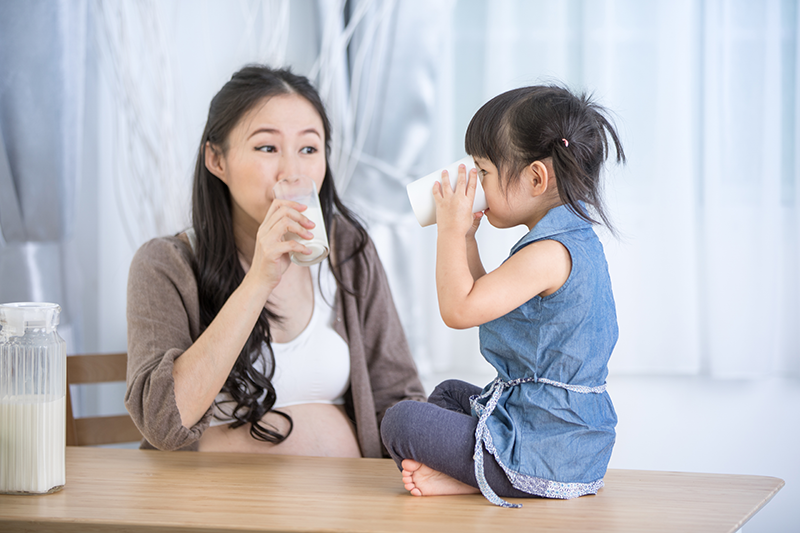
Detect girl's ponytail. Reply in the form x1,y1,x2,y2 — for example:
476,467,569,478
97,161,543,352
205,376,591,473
465,85,625,233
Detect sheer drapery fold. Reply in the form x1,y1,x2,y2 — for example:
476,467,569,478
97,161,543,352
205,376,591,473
0,0,88,350
2,0,797,380
458,0,799,379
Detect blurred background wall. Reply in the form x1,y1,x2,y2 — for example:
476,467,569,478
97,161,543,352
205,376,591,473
0,1,798,530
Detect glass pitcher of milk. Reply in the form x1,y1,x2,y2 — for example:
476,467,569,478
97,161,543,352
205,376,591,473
0,302,66,494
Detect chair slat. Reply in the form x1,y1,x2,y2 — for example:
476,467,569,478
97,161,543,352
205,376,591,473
66,353,142,447
74,415,142,447
67,353,129,384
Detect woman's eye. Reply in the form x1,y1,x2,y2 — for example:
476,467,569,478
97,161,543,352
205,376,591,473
300,146,318,154
257,145,276,153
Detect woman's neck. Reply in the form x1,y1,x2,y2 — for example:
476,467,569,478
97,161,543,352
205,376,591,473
231,211,260,271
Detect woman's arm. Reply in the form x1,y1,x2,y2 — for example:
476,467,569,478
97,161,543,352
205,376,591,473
125,236,209,451
170,273,270,427
169,199,314,427
126,240,268,445
126,200,315,448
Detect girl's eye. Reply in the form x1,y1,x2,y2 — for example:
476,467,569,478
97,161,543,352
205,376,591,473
257,145,276,153
300,146,318,154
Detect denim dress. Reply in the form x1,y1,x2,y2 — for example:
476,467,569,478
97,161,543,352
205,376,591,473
470,204,618,507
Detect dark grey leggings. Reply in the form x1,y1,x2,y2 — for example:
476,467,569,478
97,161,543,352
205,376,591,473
380,379,534,499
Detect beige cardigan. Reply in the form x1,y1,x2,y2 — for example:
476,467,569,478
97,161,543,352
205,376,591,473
125,216,425,457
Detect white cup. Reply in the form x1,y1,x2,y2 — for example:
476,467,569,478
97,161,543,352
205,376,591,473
406,156,488,227
273,175,330,266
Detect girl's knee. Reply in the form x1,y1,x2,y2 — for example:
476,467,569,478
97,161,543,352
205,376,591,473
382,400,422,442
428,379,460,402
428,379,478,411
381,400,429,465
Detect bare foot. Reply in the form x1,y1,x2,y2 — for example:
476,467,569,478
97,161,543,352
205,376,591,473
400,459,480,497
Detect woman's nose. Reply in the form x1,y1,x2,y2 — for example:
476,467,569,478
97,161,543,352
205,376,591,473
277,154,301,179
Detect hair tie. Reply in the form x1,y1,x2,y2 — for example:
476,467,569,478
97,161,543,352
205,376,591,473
561,138,569,147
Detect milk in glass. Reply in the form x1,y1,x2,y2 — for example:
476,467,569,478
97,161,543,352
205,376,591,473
273,176,330,266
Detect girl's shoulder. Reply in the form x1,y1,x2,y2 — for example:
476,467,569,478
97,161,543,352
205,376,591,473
513,205,593,255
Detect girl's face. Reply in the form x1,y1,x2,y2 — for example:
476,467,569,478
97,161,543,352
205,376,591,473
473,156,526,229
207,93,326,234
474,156,558,230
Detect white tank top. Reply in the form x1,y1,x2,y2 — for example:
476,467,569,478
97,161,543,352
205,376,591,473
210,260,350,426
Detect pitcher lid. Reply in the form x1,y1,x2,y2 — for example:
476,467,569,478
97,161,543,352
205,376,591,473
0,302,61,337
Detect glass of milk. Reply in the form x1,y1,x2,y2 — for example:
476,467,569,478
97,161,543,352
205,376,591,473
406,156,488,227
273,175,330,266
0,302,66,495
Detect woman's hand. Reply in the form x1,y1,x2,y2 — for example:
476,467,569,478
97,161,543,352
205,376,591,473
247,199,315,291
433,164,480,238
172,199,315,429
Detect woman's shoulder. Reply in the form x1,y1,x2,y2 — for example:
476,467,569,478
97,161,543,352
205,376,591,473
332,214,376,261
130,233,195,279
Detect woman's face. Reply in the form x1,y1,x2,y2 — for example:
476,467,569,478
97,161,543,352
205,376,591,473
207,93,326,233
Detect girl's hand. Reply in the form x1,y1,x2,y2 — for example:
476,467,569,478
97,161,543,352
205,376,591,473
248,199,315,290
433,164,479,237
466,211,483,241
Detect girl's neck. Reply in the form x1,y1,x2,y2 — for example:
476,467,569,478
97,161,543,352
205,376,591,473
524,191,563,231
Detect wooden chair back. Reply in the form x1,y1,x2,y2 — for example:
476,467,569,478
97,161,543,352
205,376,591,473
66,352,142,446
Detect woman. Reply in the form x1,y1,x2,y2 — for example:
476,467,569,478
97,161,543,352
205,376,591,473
125,65,425,457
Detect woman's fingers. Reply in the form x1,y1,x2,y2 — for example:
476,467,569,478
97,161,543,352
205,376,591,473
249,200,318,282
265,201,314,240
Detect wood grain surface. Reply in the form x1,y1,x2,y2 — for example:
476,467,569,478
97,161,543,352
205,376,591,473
0,447,784,532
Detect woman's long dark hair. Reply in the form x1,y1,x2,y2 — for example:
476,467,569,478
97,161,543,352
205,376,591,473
191,65,368,443
465,84,625,232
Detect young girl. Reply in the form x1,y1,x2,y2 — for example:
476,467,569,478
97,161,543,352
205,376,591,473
381,85,625,507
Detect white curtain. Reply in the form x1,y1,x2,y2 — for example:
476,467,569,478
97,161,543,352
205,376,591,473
432,0,799,380
86,0,800,382
0,0,88,351
4,0,795,384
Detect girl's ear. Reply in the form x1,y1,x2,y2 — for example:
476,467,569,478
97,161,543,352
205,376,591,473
204,141,228,183
526,160,551,197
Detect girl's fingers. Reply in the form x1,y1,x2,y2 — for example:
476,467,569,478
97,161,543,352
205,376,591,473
455,164,468,193
467,168,478,196
435,169,453,197
436,165,471,197
432,179,442,199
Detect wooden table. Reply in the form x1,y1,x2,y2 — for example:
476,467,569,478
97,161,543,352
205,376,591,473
0,447,783,532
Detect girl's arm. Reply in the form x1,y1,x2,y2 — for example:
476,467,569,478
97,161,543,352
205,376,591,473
434,166,571,330
465,216,486,281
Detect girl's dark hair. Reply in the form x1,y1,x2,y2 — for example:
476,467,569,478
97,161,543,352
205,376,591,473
191,64,368,443
465,84,625,230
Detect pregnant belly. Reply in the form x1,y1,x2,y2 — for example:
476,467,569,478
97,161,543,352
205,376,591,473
198,403,361,457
